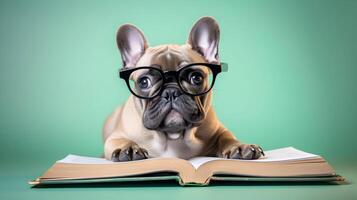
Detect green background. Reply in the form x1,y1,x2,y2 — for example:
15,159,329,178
1,0,356,199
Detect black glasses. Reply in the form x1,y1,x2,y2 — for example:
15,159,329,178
119,62,228,99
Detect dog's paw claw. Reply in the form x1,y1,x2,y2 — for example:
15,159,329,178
223,143,264,160
111,145,148,162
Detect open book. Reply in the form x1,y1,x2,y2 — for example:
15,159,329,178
29,147,344,186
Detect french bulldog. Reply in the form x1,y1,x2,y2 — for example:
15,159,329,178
103,16,264,162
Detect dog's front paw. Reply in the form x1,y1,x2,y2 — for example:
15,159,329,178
222,143,264,160
111,144,148,162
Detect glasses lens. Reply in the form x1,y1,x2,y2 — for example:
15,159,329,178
128,68,163,98
178,64,214,95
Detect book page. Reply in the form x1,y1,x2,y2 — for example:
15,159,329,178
57,155,179,165
58,154,115,164
188,147,320,169
58,147,319,168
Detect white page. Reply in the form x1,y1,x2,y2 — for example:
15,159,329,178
57,154,114,164
57,154,163,164
58,147,320,167
188,147,320,169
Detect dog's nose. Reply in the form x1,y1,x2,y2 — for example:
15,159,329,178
162,86,182,101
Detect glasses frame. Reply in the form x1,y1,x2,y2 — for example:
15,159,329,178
118,62,228,99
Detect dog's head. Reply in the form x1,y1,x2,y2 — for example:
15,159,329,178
116,17,220,140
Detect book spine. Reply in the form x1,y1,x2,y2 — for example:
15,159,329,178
179,172,210,186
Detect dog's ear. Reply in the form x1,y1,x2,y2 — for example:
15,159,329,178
117,24,148,67
188,17,220,63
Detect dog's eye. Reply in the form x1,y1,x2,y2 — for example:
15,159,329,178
137,76,152,89
189,72,203,86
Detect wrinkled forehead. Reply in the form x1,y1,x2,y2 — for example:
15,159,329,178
136,44,206,71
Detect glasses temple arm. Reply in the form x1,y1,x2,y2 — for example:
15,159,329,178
220,62,228,72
